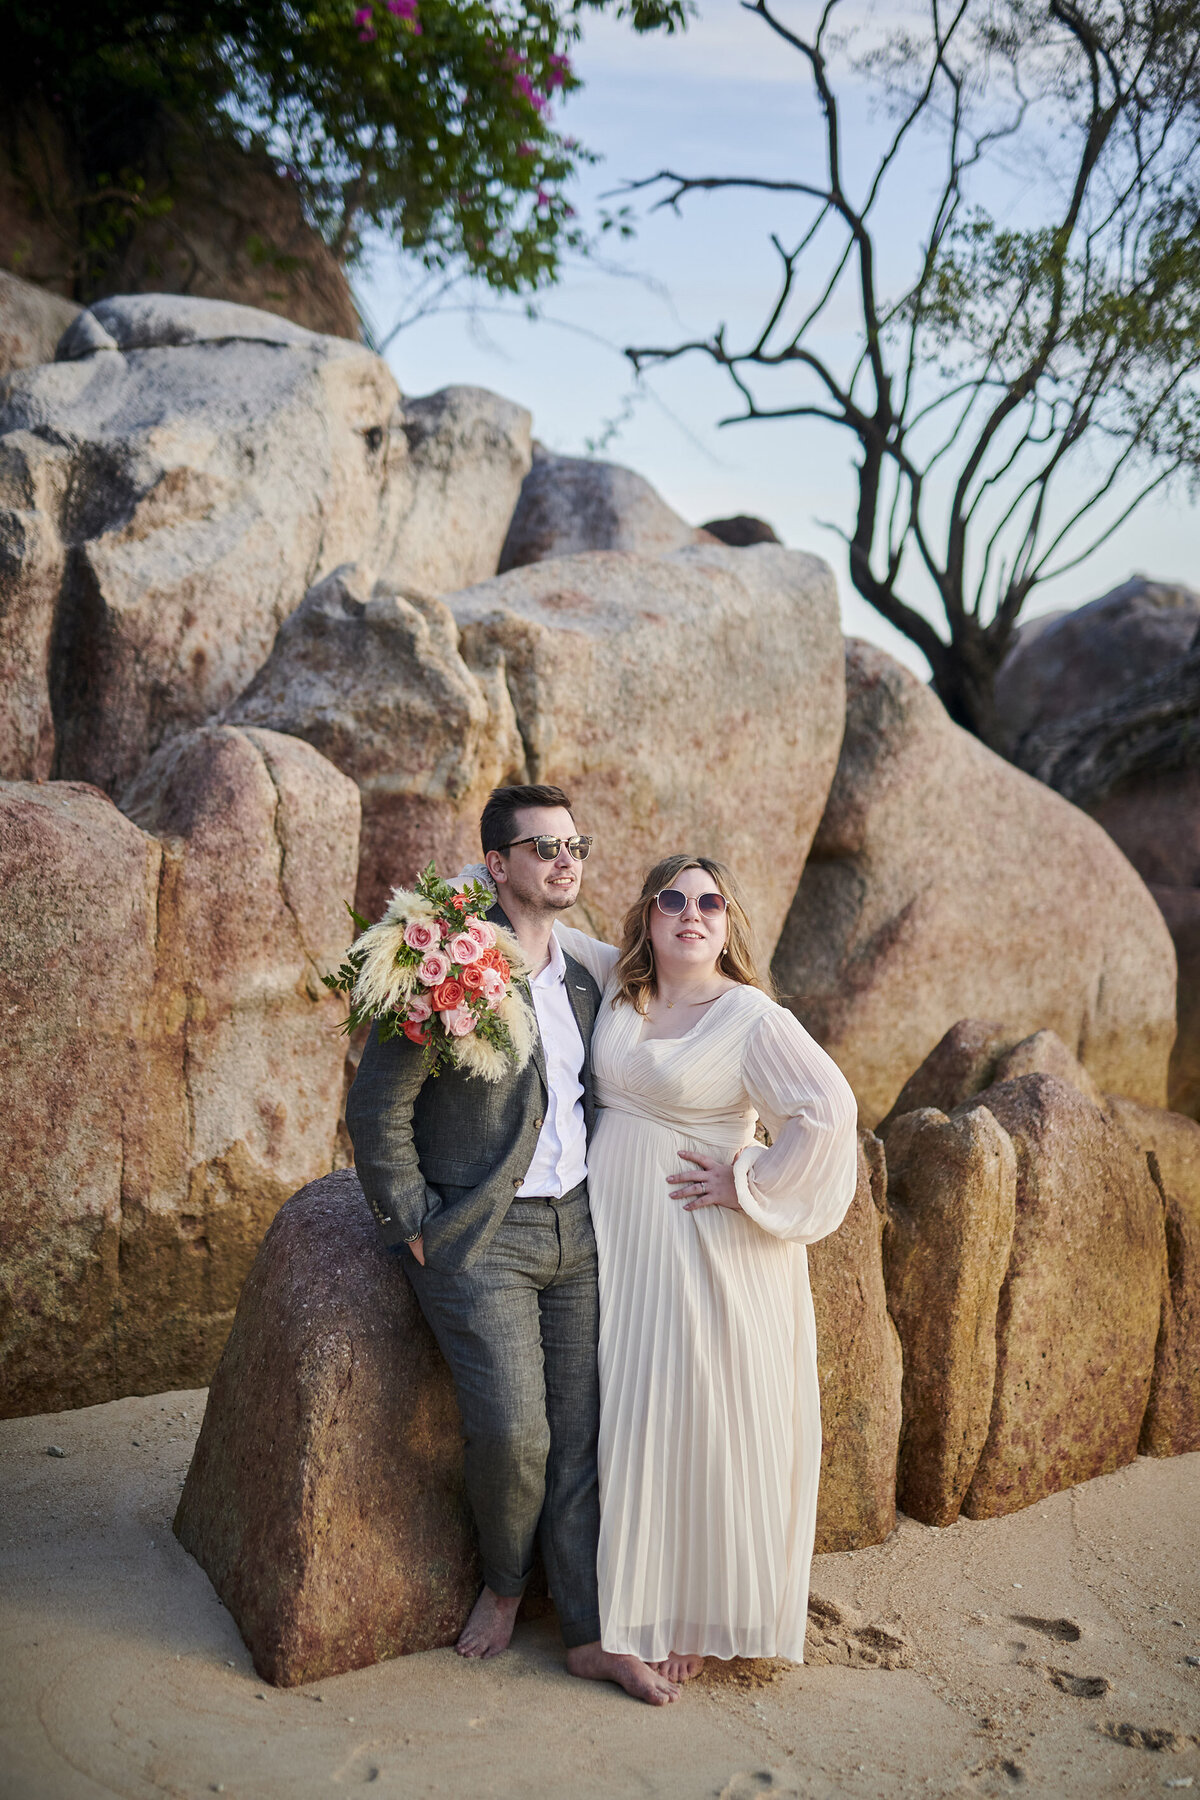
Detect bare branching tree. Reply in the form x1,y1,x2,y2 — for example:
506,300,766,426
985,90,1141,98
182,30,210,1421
622,0,1200,745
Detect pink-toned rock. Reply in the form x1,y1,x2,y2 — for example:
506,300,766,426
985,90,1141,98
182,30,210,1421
498,446,706,571
234,543,846,952
1096,786,1200,1123
960,1074,1165,1518
449,543,844,951
175,1169,478,1686
0,294,530,793
226,565,518,921
1156,886,1200,1123
1108,1095,1200,1457
809,1133,902,1552
0,726,360,1417
880,1104,1017,1526
773,642,1177,1127
881,1021,1106,1128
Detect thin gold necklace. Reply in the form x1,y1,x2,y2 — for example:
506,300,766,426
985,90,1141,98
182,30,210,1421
663,986,725,1010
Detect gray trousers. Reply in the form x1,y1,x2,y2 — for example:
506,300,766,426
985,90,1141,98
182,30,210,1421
404,1183,602,1648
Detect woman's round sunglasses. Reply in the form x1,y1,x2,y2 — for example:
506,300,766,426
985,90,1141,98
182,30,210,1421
655,887,727,917
501,834,593,861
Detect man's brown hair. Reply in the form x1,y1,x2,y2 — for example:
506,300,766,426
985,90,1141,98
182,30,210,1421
480,784,574,857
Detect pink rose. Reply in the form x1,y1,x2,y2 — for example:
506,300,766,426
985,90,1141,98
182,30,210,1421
466,917,496,949
447,932,482,964
442,1006,478,1037
479,967,506,1007
406,993,432,1023
417,951,450,986
404,918,442,952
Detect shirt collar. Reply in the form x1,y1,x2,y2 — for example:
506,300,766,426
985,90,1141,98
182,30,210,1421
532,930,568,987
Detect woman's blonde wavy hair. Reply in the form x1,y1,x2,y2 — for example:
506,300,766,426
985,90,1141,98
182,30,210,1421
612,853,770,1014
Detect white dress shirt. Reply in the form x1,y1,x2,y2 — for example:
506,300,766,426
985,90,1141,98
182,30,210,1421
516,928,589,1197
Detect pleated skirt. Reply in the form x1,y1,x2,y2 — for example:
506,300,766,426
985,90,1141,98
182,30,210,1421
589,1107,822,1663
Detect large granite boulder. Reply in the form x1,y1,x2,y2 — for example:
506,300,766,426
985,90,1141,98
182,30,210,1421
958,1074,1165,1517
176,1158,905,1687
0,293,530,792
880,1020,1107,1128
809,1133,902,1552
175,1169,476,1687
880,1104,1017,1527
227,564,519,920
772,641,1178,1127
1108,1095,1200,1457
1094,782,1200,1123
994,580,1200,1124
994,577,1200,754
234,542,846,948
0,269,79,377
449,544,844,951
498,446,705,571
0,726,359,1417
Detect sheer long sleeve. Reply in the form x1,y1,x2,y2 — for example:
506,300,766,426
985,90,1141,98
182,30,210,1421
731,1004,859,1244
554,923,620,988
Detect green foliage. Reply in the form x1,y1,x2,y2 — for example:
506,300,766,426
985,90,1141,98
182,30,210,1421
2,0,690,293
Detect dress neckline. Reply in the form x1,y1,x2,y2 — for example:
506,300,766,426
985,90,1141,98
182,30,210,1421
634,983,751,1047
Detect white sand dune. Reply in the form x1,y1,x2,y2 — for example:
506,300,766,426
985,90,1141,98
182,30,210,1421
1,1391,1197,1799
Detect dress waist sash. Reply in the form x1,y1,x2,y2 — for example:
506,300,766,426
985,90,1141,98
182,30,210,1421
593,1083,753,1156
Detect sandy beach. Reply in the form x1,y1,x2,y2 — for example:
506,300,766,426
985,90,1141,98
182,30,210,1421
2,1389,1197,1800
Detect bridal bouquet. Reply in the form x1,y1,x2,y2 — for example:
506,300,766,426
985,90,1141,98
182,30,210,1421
323,865,534,1082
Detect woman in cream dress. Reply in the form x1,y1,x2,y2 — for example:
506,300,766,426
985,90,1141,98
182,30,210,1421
557,853,858,1683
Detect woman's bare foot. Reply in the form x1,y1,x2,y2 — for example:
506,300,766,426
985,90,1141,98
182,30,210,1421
567,1641,681,1705
662,1651,705,1682
456,1587,521,1658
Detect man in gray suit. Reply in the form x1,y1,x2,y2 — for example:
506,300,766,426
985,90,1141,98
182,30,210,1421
346,785,679,1706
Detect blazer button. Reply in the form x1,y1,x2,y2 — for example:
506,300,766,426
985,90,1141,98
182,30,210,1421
534,1117,544,1130
513,1176,521,1189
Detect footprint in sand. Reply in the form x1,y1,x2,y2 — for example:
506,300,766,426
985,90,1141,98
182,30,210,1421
804,1595,912,1670
1009,1614,1082,1643
1046,1669,1110,1698
718,1774,800,1800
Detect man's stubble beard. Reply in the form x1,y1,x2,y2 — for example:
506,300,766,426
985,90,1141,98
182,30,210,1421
507,868,581,917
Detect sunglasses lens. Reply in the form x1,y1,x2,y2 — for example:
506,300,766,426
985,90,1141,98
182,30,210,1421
656,889,687,915
699,892,727,915
569,837,592,860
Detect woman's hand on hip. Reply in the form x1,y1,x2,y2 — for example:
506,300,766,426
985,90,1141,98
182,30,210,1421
668,1152,740,1213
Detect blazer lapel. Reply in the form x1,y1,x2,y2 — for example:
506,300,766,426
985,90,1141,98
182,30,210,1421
488,900,547,1096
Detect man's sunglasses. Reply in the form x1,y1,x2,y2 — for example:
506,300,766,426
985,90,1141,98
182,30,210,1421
655,888,727,917
502,834,593,861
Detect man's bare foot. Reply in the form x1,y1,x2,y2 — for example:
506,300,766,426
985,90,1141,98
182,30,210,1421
655,1651,705,1683
456,1587,521,1659
567,1640,681,1706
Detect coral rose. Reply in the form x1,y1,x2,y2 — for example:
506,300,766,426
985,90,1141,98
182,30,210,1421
460,963,487,992
417,951,450,987
432,977,466,1011
442,1006,478,1037
449,892,470,911
404,918,442,952
403,1020,430,1045
447,932,481,964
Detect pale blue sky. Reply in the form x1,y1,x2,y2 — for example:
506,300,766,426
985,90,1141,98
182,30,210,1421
358,1,1199,673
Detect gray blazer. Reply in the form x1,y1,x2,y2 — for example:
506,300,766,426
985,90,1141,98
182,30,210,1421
345,903,602,1272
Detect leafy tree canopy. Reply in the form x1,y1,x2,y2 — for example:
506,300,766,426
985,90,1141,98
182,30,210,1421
1,0,690,294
